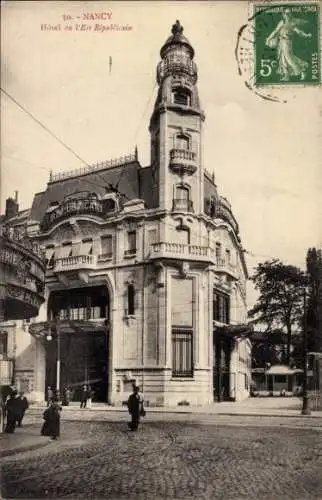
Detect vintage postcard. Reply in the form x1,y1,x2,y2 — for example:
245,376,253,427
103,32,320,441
1,1,321,499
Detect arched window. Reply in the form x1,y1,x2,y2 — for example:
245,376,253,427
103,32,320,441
172,88,191,106
127,284,135,315
176,134,190,150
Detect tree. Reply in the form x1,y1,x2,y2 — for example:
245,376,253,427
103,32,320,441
306,248,322,353
248,259,307,365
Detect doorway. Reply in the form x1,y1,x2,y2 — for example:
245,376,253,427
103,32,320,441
45,330,109,402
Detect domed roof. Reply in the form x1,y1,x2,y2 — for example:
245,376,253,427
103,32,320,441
160,20,194,58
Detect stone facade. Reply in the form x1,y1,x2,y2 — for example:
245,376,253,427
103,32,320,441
1,21,251,406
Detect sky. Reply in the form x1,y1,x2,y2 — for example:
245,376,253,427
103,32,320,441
1,1,321,308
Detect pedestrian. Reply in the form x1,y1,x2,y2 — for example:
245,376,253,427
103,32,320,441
127,385,145,431
87,387,93,409
16,391,29,427
47,386,53,407
62,386,71,406
80,385,88,409
0,393,5,433
41,397,62,440
4,391,19,433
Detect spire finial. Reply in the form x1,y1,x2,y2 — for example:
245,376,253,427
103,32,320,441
172,20,183,36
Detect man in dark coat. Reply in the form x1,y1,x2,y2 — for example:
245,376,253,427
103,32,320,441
4,391,19,433
41,398,62,440
47,386,53,407
80,385,88,409
127,385,144,431
16,391,29,427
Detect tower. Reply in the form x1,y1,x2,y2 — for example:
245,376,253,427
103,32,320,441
149,20,205,214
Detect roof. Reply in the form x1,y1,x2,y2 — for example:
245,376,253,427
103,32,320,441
0,209,31,227
160,20,194,58
30,159,146,222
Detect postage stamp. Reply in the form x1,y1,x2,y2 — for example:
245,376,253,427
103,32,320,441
254,3,320,86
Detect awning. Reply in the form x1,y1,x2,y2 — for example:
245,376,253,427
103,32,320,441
45,247,55,261
214,323,253,338
29,319,108,341
266,365,297,376
57,245,72,259
72,242,82,256
81,240,93,255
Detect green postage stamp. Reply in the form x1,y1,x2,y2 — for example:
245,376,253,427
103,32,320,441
254,3,320,85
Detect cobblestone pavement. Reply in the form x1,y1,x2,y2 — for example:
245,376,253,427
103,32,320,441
2,420,322,500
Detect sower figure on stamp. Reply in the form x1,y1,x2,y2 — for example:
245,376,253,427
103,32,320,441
16,391,29,427
265,8,312,82
127,385,145,431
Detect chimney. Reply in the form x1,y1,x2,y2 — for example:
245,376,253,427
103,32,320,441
5,193,19,220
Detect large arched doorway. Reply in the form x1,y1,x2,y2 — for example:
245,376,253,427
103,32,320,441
46,285,109,402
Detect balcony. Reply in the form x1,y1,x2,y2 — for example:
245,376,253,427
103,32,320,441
172,199,194,213
157,58,197,85
149,242,214,263
216,258,239,279
97,252,113,263
213,197,239,235
124,249,137,259
169,148,197,175
54,254,98,272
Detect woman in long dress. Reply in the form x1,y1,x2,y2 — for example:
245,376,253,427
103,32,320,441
265,8,312,81
41,398,62,440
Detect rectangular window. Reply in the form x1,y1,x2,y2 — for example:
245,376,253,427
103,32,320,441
147,229,158,247
125,231,136,256
176,227,190,245
172,328,193,377
0,332,8,357
171,277,193,326
225,249,231,263
213,291,230,324
216,242,221,259
101,235,113,258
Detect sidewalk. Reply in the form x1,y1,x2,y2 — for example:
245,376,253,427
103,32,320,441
29,397,322,418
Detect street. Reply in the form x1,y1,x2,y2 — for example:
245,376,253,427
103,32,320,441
1,416,322,499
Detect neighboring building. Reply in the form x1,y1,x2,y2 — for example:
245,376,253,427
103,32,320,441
0,193,46,390
0,21,251,405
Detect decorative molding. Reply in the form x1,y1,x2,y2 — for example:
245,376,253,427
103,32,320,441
179,261,190,278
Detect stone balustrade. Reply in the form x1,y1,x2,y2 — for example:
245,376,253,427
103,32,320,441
54,254,97,272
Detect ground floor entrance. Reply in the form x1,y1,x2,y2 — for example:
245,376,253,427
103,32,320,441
45,330,109,403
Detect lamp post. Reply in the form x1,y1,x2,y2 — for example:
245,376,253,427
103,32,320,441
46,315,61,398
302,289,311,415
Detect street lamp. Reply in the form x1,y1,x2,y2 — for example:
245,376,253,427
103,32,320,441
302,289,311,415
46,316,61,397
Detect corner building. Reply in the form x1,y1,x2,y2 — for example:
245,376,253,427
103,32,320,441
4,21,251,405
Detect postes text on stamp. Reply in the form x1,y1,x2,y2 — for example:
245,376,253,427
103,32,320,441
254,3,320,86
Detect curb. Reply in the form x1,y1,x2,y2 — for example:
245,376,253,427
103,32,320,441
28,408,322,419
